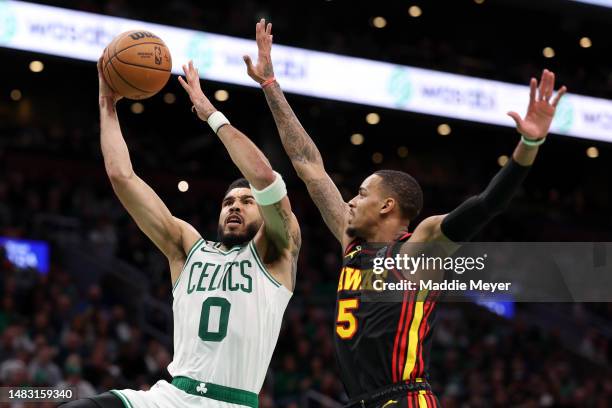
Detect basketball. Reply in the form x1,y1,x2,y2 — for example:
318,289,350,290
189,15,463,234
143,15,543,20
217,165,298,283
102,30,172,100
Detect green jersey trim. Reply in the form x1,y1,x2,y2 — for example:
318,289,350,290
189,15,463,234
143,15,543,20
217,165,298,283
109,390,134,408
173,237,204,293
248,241,281,288
171,376,258,408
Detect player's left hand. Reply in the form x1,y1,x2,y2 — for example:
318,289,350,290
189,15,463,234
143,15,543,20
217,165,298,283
243,19,275,84
178,60,216,121
507,69,567,140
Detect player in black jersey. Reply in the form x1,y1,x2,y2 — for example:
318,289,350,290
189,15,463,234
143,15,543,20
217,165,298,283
244,19,567,408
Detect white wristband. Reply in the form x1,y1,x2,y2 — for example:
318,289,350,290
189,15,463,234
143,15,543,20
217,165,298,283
207,111,230,134
250,171,287,206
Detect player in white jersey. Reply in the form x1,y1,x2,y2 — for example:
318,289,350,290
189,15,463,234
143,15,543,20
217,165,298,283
62,57,300,408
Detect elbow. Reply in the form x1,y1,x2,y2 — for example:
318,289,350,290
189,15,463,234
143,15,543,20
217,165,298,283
250,166,277,190
106,168,135,184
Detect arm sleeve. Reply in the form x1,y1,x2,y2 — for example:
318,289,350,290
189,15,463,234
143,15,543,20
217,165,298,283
440,158,531,242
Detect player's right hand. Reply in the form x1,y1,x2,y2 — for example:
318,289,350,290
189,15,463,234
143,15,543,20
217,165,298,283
243,18,275,84
97,53,123,103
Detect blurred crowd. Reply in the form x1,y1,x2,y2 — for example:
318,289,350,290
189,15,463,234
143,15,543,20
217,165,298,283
1,118,612,406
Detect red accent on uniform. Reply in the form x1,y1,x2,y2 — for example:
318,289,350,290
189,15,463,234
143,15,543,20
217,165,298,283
397,290,416,381
410,296,435,379
344,240,359,256
392,289,409,382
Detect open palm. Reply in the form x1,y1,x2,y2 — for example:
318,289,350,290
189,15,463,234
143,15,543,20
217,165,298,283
508,69,567,140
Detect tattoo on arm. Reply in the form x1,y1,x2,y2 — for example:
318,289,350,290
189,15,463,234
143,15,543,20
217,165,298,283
263,84,323,166
266,202,301,290
305,177,348,242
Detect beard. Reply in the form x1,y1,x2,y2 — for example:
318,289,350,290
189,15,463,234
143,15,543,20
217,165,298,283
217,221,260,248
346,226,358,238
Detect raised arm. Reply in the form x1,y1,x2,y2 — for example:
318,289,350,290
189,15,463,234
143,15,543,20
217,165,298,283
97,58,197,273
243,19,350,246
178,61,300,278
411,69,567,245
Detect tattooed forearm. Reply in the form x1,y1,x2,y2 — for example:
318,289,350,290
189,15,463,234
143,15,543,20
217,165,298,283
305,176,349,242
262,202,301,290
263,83,323,167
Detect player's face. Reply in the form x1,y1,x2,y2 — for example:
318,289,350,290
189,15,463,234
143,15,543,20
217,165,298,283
346,174,386,238
217,188,262,247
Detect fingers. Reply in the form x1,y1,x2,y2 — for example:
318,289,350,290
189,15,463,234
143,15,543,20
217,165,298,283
537,69,547,101
507,111,522,128
529,77,537,105
544,71,554,101
177,76,189,92
551,85,567,107
266,22,272,35
243,55,254,72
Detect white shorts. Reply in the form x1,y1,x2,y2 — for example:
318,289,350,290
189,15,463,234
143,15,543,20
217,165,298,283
111,380,247,408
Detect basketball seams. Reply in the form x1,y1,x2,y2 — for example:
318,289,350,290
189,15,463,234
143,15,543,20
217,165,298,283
108,58,153,96
113,41,172,72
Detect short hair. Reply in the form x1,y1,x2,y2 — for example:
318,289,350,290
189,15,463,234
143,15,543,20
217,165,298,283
224,178,250,197
374,170,423,220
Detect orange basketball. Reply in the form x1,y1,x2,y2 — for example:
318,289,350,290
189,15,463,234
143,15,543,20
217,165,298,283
102,30,172,100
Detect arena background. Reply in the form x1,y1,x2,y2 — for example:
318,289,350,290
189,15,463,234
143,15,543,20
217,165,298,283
1,0,611,406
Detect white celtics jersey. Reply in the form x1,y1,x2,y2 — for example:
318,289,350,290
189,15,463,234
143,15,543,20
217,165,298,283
168,238,292,393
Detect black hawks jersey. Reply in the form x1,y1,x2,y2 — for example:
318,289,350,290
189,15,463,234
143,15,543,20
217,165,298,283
334,232,438,399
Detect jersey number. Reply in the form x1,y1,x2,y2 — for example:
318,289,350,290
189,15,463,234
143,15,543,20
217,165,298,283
199,297,231,342
336,298,359,339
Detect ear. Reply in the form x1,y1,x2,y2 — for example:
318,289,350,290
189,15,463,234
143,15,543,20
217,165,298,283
380,198,396,215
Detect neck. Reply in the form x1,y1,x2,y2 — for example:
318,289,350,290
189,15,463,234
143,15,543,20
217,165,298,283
363,219,410,243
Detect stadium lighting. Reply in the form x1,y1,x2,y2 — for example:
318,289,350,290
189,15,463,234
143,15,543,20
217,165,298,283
586,147,599,158
397,146,409,158
543,47,555,58
10,89,22,101
579,37,592,48
350,133,364,145
29,60,44,72
372,152,383,164
2,1,612,143
408,5,422,17
131,102,144,114
497,155,509,166
214,90,229,102
437,124,451,136
163,92,176,104
366,113,380,125
178,180,189,192
372,16,387,28
474,0,485,4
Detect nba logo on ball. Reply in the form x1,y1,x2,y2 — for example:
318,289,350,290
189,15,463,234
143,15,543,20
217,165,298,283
102,30,172,100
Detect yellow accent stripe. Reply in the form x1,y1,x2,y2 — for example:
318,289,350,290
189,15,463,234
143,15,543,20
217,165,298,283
418,390,428,408
402,290,428,380
381,399,397,408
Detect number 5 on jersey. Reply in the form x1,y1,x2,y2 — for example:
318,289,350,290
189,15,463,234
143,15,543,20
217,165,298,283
336,298,359,339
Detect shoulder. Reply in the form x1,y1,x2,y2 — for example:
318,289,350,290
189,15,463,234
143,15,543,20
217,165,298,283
410,214,448,242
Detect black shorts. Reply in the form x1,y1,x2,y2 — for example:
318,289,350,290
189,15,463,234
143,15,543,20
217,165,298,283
344,382,440,408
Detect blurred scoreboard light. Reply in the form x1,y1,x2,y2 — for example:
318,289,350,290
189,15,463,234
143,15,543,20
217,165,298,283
0,1,611,142
0,237,50,273
572,0,612,7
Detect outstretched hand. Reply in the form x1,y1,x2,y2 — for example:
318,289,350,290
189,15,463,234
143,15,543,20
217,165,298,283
243,19,275,84
178,60,216,121
507,69,567,140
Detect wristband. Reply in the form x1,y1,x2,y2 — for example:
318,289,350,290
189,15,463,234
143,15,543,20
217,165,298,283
261,77,276,88
521,135,546,147
250,171,287,205
207,111,230,134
